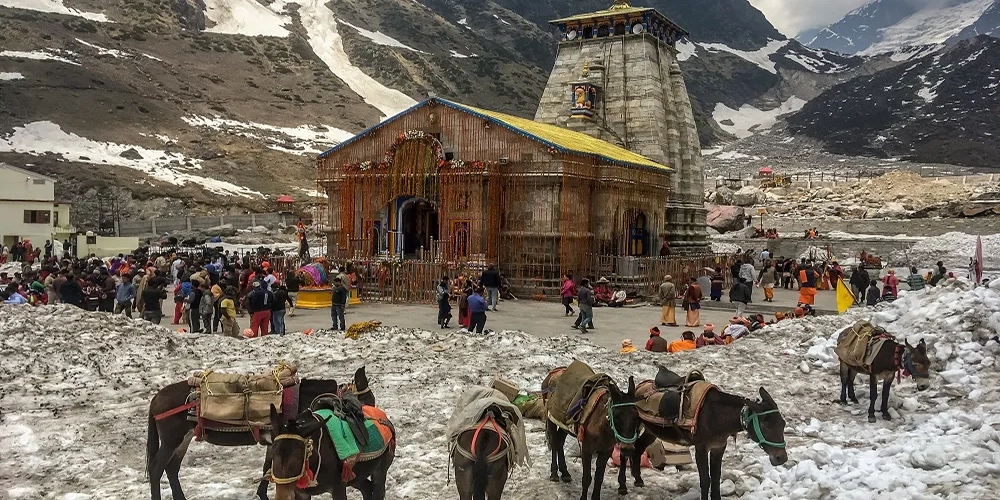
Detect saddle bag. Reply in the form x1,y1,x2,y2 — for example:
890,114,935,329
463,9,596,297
190,362,298,425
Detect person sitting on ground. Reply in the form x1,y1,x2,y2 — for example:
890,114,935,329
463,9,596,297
866,280,881,307
723,317,750,342
881,282,897,302
645,327,668,352
620,338,637,354
696,324,725,347
609,289,627,308
668,330,697,353
906,267,925,291
749,313,768,330
593,278,613,305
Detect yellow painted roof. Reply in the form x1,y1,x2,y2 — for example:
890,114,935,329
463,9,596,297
550,6,653,24
439,99,670,172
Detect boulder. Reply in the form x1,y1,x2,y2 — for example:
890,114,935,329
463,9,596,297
732,186,765,207
873,202,911,219
705,203,746,233
707,186,735,205
811,187,834,200
205,224,237,237
119,148,143,160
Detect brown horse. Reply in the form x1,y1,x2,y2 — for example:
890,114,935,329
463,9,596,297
621,375,788,500
452,406,512,500
839,337,931,422
543,370,641,500
147,366,373,500
268,393,395,500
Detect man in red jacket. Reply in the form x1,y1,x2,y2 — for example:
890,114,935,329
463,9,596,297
645,327,668,352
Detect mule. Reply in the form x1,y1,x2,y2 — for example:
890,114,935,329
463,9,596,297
268,393,395,500
453,406,511,500
147,366,374,500
621,380,788,500
838,338,931,422
543,372,641,500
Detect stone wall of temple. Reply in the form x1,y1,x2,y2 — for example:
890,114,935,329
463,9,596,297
534,33,708,253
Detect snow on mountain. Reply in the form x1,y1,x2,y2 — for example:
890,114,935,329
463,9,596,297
181,115,354,155
0,121,263,197
0,72,25,80
1,49,79,65
202,0,290,37
788,36,1000,168
3,276,1000,499
860,0,996,55
338,18,429,53
0,0,109,22
700,39,789,74
802,0,1000,55
281,0,417,118
713,96,807,139
676,38,697,61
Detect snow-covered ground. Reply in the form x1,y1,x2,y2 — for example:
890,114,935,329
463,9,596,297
713,97,807,139
182,115,354,155
0,72,24,80
2,280,999,499
0,0,109,22
894,231,1000,273
202,0,290,37
0,121,262,198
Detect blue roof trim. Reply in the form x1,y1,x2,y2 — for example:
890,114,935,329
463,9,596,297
317,97,670,172
316,99,432,160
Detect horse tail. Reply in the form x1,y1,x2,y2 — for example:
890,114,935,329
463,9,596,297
146,413,158,480
471,430,491,500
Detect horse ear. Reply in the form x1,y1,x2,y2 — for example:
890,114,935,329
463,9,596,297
355,366,369,389
627,376,636,396
269,404,282,431
758,387,775,406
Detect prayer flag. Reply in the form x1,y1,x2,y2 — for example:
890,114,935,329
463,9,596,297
975,235,983,284
836,277,855,314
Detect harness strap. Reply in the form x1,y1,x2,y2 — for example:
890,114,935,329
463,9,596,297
471,416,504,460
153,401,197,421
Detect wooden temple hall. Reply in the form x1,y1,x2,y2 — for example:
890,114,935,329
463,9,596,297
317,1,709,288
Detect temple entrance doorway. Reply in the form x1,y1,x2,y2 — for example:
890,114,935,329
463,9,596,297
397,196,438,258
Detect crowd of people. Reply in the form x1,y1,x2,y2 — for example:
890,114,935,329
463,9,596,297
0,248,309,338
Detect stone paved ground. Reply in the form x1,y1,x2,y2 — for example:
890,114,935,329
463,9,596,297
260,285,841,351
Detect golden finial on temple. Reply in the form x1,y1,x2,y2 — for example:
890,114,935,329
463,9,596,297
609,0,632,10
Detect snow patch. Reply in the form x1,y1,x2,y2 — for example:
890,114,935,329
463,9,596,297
449,49,478,58
675,39,696,61
286,0,416,118
0,121,262,198
0,72,24,80
699,39,788,74
888,44,944,62
202,0,290,37
713,96,808,139
141,53,163,62
182,115,354,155
338,19,428,53
0,0,109,22
861,0,995,55
1,49,79,66
74,39,127,58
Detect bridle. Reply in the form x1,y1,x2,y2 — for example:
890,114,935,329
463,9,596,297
740,406,786,449
607,400,638,445
268,413,324,488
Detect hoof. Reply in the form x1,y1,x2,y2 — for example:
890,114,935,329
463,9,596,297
882,412,893,421
549,475,561,483
835,399,847,405
634,479,645,488
618,486,628,495
850,398,859,404
561,474,573,483
868,415,877,423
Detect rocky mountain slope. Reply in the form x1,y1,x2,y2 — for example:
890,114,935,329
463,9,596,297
800,0,999,55
0,0,895,223
787,36,1000,168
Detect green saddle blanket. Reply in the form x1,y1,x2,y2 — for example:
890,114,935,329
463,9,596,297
314,409,387,460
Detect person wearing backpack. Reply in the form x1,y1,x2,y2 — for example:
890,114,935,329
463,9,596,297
246,281,274,336
270,283,294,335
199,282,214,334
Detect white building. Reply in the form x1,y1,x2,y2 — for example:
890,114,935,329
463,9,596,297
0,163,74,249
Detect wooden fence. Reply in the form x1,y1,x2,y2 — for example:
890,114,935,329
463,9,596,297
327,253,734,304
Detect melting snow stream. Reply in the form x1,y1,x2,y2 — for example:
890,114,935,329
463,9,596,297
2,280,1000,499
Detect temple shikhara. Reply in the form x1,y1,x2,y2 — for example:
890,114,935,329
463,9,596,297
318,0,709,293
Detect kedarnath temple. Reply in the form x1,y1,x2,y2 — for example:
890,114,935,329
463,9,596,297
318,0,708,285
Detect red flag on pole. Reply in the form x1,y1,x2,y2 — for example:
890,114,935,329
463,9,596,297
975,235,983,284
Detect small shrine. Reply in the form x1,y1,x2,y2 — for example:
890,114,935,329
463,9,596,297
275,194,295,213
